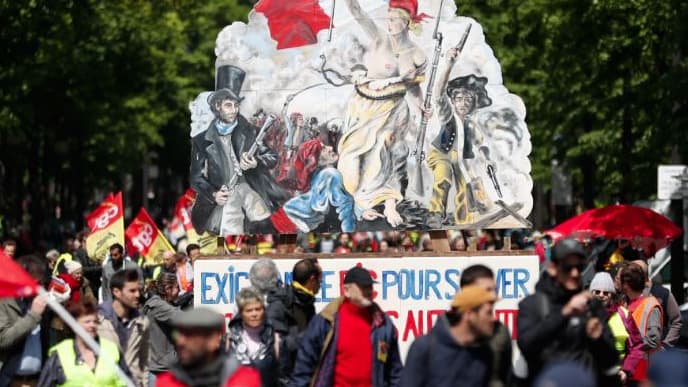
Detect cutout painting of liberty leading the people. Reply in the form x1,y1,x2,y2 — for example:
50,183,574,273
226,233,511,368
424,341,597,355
188,0,533,237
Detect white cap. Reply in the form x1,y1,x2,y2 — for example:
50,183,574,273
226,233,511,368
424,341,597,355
589,272,615,294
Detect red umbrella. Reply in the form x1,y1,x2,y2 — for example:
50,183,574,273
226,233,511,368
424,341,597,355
0,250,38,298
545,204,683,255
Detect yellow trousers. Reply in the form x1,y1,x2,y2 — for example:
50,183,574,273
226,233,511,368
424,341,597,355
427,148,473,224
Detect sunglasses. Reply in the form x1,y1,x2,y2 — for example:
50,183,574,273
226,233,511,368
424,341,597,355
592,290,612,297
561,262,586,274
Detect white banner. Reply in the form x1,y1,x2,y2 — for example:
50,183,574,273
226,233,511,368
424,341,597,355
194,255,539,359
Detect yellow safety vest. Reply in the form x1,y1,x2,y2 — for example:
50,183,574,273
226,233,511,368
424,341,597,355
50,338,125,387
53,253,73,276
608,307,630,361
153,266,162,280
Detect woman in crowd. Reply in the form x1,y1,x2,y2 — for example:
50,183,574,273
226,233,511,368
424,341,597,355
143,272,181,387
58,260,95,303
38,299,129,386
589,271,643,385
228,287,281,387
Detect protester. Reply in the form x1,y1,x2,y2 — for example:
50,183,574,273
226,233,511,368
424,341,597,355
249,258,281,298
156,308,261,387
631,259,683,348
38,299,130,386
291,266,402,387
154,250,177,280
98,269,150,387
459,264,512,387
175,253,193,295
101,243,141,302
0,255,48,386
402,285,497,387
3,239,17,258
45,249,59,274
589,271,643,385
72,231,102,297
58,260,96,303
228,287,281,387
620,262,663,383
644,349,688,387
144,272,182,386
185,244,201,264
517,238,617,385
266,258,321,379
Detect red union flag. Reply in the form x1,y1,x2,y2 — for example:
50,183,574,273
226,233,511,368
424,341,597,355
173,188,201,245
126,208,173,265
86,192,125,262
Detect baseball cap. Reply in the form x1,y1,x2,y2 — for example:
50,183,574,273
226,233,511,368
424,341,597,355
172,307,225,331
343,266,377,286
451,285,497,311
551,239,586,263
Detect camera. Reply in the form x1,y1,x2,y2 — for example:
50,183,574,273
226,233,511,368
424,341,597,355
586,297,607,321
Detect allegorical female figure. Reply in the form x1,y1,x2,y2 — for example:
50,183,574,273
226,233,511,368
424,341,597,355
337,0,428,227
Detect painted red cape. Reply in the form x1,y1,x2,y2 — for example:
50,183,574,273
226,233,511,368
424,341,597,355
256,0,331,49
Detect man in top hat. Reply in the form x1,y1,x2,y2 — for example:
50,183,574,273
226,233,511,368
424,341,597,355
291,266,402,387
190,64,287,236
426,46,494,227
155,307,260,387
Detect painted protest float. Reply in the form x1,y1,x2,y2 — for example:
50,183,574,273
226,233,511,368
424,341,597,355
188,0,533,236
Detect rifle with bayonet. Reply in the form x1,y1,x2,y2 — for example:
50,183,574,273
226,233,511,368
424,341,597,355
412,0,445,196
224,114,276,193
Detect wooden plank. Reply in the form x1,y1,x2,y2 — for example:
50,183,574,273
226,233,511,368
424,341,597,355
429,230,450,253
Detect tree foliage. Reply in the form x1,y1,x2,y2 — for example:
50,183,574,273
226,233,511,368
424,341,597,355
462,0,688,208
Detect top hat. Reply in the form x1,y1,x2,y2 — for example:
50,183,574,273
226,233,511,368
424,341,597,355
208,65,246,106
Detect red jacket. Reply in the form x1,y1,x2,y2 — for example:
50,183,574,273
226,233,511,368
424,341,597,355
156,366,261,387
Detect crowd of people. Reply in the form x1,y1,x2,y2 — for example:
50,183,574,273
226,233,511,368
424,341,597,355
1,232,687,386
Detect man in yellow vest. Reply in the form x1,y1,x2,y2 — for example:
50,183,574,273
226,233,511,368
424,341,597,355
620,263,663,382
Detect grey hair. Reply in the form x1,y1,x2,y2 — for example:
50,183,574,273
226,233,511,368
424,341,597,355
236,286,264,313
46,249,60,259
249,258,280,294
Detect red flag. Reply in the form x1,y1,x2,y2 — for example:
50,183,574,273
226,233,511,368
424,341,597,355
126,208,173,265
174,188,196,233
86,192,125,262
256,0,331,49
0,250,38,298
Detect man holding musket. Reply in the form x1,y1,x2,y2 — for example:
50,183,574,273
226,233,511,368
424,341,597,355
190,65,286,236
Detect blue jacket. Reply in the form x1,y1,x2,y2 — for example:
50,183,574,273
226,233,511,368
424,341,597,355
291,297,402,387
401,314,492,387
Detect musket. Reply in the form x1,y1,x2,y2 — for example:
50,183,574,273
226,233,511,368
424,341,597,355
412,0,445,196
455,23,472,50
328,0,336,42
225,114,276,192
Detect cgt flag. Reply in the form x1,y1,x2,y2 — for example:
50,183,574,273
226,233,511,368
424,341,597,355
174,188,200,244
86,192,125,263
126,208,173,266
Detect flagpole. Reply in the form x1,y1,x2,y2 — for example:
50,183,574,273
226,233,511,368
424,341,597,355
39,287,136,387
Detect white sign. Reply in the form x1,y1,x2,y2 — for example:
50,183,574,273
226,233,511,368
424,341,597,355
194,255,539,359
658,165,688,200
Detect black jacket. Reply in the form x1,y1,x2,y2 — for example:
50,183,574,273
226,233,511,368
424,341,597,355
517,274,618,384
266,286,315,379
401,314,492,387
189,115,288,235
228,317,281,387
